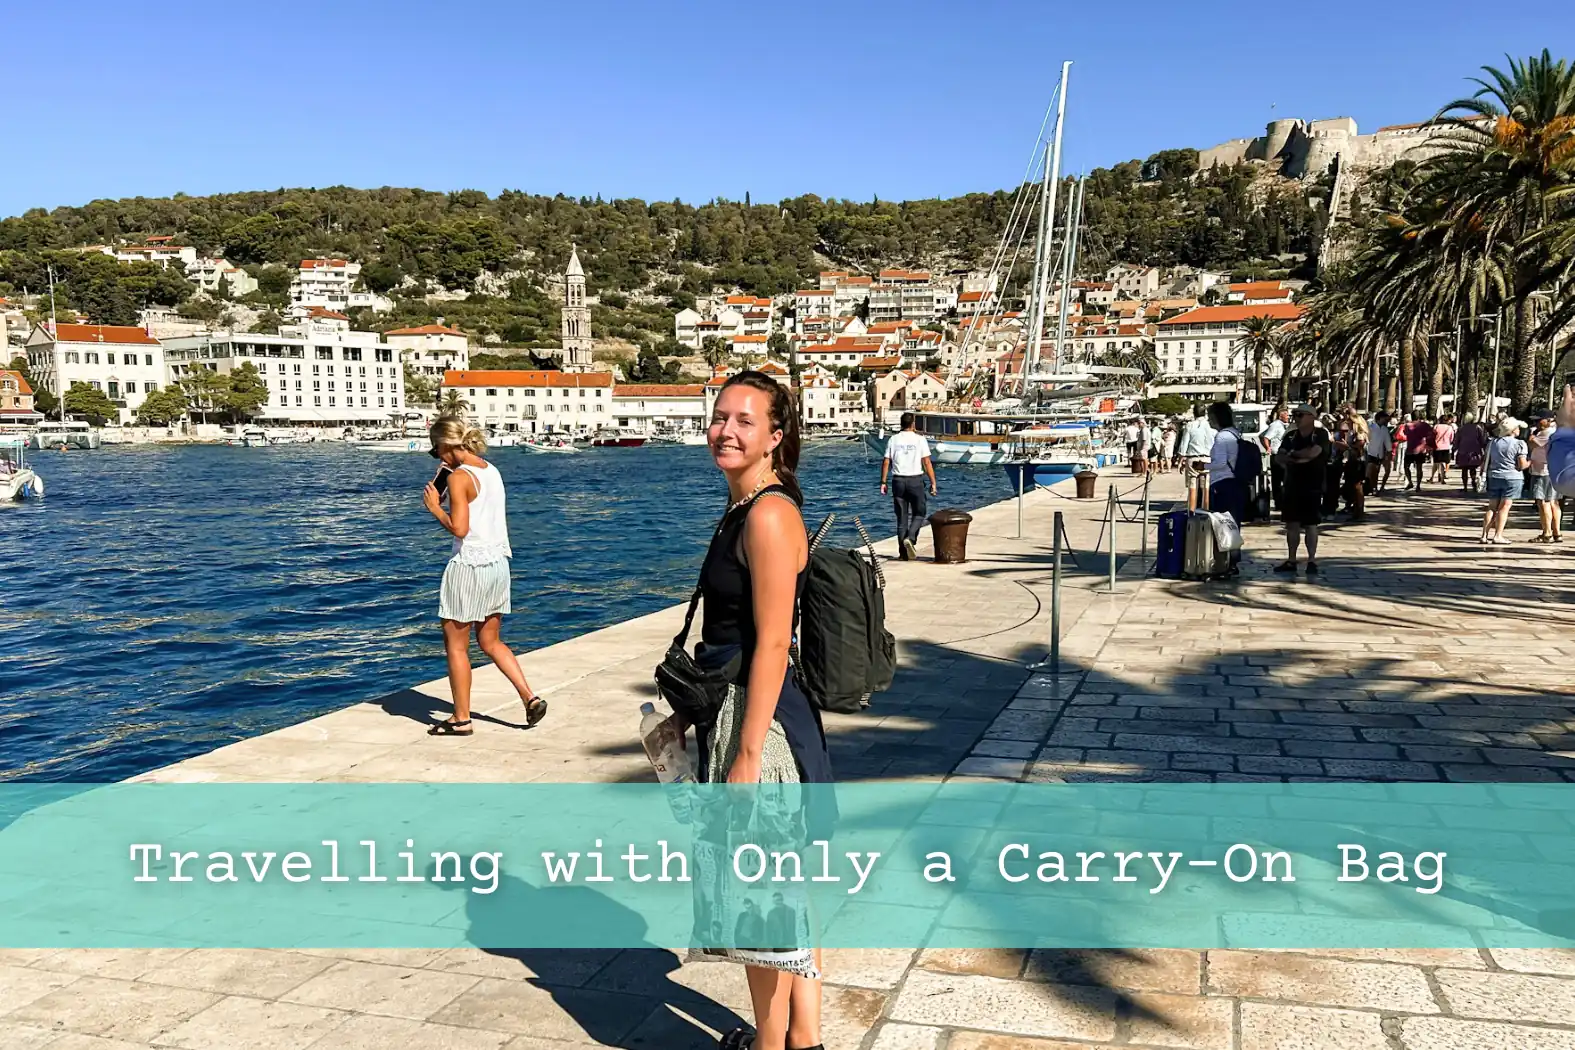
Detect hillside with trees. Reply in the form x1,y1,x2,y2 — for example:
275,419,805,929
0,148,1328,354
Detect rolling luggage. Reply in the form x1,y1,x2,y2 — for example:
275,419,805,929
1156,511,1187,578
1182,481,1235,580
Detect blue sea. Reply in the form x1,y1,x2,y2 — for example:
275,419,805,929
1,441,1010,782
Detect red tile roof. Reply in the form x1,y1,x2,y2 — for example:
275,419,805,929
307,307,350,320
387,324,464,336
861,355,901,370
757,362,788,375
614,384,705,397
443,369,613,388
958,290,985,303
53,323,159,345
0,369,33,394
1227,281,1287,294
732,334,768,343
300,258,350,269
1159,304,1304,326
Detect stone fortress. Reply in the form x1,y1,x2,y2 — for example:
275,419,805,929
1199,116,1462,179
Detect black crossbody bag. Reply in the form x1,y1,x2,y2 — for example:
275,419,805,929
654,504,750,727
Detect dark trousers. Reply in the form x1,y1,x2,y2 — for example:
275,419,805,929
892,475,927,545
1269,459,1285,509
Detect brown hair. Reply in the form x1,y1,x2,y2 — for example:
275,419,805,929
719,370,802,505
430,415,486,456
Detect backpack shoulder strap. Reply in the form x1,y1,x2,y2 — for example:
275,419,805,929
673,487,783,649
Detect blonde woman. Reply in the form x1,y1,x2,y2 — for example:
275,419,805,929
422,416,545,735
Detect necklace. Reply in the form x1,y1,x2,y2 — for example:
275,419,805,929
727,469,773,514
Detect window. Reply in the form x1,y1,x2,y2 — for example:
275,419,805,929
295,381,302,390
487,388,497,396
316,347,333,360
525,389,535,397
293,364,301,374
359,366,366,376
313,381,321,391
314,396,322,406
329,396,336,407
361,397,368,407
328,382,336,392
65,352,79,364
312,365,320,376
379,397,386,407
86,352,100,364
343,349,362,362
375,349,393,363
106,353,117,365
578,404,586,413
579,389,586,397
295,396,303,406
377,382,384,392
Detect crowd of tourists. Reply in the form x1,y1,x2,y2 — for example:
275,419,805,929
1135,386,1575,574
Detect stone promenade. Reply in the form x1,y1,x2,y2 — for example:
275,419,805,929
5,471,1574,1050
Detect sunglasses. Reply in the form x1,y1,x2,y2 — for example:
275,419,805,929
428,448,442,459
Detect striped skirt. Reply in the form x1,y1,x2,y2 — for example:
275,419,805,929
438,558,512,623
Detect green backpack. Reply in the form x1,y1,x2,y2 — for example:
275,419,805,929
793,515,896,714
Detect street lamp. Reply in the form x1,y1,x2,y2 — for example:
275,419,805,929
1527,290,1555,407
1473,313,1501,418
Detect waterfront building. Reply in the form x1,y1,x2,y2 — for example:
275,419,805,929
1106,263,1162,299
186,257,258,297
610,383,706,434
162,316,406,425
442,369,612,435
0,368,41,424
1152,302,1305,401
797,368,871,428
25,323,166,425
290,259,393,314
873,367,946,421
793,289,835,327
1225,280,1296,305
673,307,703,348
830,275,871,317
385,323,470,380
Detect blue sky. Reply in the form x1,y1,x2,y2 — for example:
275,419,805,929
4,1,1570,217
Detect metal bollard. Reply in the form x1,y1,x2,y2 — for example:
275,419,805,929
1107,484,1118,593
1028,510,1065,672
1016,464,1024,539
1140,481,1150,566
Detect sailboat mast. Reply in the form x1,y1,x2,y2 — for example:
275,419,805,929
1023,141,1053,388
1026,61,1071,382
1052,175,1086,374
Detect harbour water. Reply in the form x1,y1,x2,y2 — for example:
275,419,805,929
1,441,1009,782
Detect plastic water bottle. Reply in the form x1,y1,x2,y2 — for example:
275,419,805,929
640,702,695,823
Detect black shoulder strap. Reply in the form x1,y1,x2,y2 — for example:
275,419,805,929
671,486,783,650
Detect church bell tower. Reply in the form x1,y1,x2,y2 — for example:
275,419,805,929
561,245,594,372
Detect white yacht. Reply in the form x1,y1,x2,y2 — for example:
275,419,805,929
31,420,100,450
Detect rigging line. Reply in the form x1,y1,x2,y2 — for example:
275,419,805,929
962,164,1045,384
961,145,1048,374
959,88,1060,373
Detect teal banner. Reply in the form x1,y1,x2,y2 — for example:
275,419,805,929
2,783,1573,949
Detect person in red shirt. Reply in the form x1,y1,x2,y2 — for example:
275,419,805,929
1401,411,1434,491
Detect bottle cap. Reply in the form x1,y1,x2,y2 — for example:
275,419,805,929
640,702,656,715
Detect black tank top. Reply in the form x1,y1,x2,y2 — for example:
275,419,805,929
699,484,806,653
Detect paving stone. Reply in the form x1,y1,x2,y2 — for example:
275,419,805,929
1025,949,1200,994
320,1014,515,1050
916,949,1026,979
970,739,1039,760
1207,951,1438,1012
1320,759,1440,780
1398,1016,1575,1050
945,1032,1112,1050
7,976,220,1043
1435,968,1575,1024
1236,756,1324,776
889,969,1116,1041
1124,992,1233,1049
151,995,348,1049
0,1022,60,1050
280,960,479,1021
1238,1002,1390,1049
426,978,650,1040
1485,949,1575,976
953,756,1029,779
0,964,80,1014
137,949,335,999
868,1022,943,1050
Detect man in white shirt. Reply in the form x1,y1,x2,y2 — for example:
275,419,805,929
1177,404,1216,477
1259,404,1289,508
880,412,938,561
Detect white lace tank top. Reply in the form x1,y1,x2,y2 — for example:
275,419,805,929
451,462,512,565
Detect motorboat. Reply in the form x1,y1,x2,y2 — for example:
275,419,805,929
677,432,710,447
486,431,524,448
31,420,100,450
589,428,647,448
227,425,271,448
999,422,1126,490
98,426,132,445
522,436,581,454
351,435,430,452
0,438,44,500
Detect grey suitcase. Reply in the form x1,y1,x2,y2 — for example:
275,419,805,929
1183,483,1234,579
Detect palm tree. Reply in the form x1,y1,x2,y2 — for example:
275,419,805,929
1234,315,1283,403
439,390,469,416
1412,49,1575,412
701,336,730,372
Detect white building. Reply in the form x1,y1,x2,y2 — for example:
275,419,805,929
797,369,870,428
25,323,167,425
1106,263,1162,299
674,307,704,348
442,369,613,435
162,317,406,425
186,257,258,297
1153,303,1304,400
611,384,707,434
290,259,393,314
101,242,198,269
386,324,470,380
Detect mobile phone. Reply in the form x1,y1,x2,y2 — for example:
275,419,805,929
433,465,453,498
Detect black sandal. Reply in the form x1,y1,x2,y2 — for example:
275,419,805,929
428,718,473,736
719,1025,755,1050
524,696,548,727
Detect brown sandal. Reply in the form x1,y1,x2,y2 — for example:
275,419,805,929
428,718,473,736
524,696,548,727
